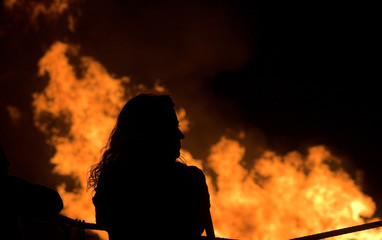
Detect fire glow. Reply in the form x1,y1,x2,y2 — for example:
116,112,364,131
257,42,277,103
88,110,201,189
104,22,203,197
32,41,382,240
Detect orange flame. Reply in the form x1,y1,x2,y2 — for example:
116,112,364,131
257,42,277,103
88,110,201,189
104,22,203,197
33,41,382,240
32,41,128,239
206,137,382,239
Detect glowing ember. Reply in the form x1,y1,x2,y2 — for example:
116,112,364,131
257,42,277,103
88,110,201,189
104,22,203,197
33,41,382,240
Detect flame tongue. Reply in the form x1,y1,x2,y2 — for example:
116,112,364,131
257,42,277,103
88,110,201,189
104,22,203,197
32,41,129,239
33,42,382,240
207,138,381,239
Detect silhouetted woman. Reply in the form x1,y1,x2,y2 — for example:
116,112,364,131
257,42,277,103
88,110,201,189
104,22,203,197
88,94,214,240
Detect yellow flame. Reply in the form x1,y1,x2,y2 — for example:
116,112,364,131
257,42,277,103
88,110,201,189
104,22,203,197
33,41,128,239
33,41,382,240
208,138,382,239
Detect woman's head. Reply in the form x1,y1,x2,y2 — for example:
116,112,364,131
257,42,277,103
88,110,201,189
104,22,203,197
88,94,184,189
110,94,184,160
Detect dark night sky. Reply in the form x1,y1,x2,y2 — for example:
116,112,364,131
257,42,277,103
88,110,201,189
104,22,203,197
1,0,381,218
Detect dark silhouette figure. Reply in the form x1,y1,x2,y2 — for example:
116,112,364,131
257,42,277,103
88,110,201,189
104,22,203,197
0,145,63,240
88,94,214,240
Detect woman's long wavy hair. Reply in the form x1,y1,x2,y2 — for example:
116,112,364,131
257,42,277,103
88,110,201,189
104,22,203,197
88,94,181,190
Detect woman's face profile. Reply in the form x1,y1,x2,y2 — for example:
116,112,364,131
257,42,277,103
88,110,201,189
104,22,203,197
154,107,185,159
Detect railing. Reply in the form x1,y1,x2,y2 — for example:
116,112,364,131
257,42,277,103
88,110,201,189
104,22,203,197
290,220,382,240
21,215,382,240
41,215,235,240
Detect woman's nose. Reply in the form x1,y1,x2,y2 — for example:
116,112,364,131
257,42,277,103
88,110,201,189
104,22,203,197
178,129,185,139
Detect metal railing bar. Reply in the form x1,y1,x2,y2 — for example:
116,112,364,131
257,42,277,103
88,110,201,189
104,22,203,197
57,215,237,240
54,215,382,240
290,220,382,240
